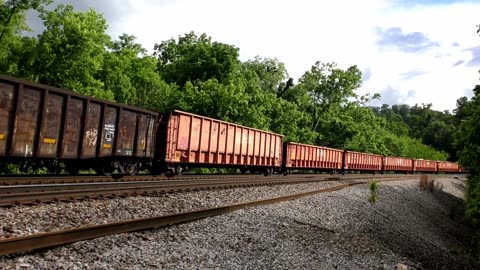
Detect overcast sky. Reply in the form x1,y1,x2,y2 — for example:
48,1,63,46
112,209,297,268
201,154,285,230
28,0,480,112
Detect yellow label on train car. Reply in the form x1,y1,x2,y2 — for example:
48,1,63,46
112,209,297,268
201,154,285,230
103,144,112,149
0,134,4,140
173,151,182,161
43,138,56,144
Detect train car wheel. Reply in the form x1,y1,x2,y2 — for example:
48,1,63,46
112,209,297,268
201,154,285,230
175,165,183,175
263,168,273,176
101,167,113,176
125,162,140,176
118,161,140,176
98,162,115,176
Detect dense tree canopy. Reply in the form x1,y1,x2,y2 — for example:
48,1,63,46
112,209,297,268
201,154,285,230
453,27,480,251
456,86,480,226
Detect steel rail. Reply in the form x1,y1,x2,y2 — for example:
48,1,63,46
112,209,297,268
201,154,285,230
0,175,337,194
0,174,403,194
0,175,408,206
0,177,336,207
0,172,409,185
0,180,378,257
0,174,267,185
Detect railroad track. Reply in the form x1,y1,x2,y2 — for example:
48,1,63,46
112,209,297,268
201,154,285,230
0,172,411,185
0,173,268,185
0,174,407,207
0,175,416,257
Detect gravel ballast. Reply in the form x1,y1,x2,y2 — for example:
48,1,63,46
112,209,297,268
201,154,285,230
0,179,346,238
1,175,478,269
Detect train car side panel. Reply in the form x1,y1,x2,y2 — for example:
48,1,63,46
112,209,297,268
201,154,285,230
114,109,137,157
160,111,283,169
134,114,156,158
81,103,101,158
38,93,65,157
134,114,148,157
0,83,14,155
437,161,459,173
344,151,382,171
284,142,343,170
99,106,117,157
60,98,84,158
384,157,413,172
11,87,42,157
413,159,437,172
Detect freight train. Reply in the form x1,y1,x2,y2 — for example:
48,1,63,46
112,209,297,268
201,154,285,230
0,75,464,176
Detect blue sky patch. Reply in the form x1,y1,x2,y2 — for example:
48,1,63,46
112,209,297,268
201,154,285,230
400,70,427,80
392,0,475,7
376,27,439,53
362,68,372,82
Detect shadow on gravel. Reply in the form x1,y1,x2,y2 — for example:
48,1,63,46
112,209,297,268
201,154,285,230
368,181,479,270
452,181,466,193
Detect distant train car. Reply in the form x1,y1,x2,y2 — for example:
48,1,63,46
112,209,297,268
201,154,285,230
413,159,437,173
343,151,382,173
282,142,343,174
153,110,283,175
437,161,459,173
0,75,158,175
383,156,413,173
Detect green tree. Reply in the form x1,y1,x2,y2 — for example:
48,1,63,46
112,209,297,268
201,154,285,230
454,96,471,124
379,102,458,160
242,56,291,95
239,58,315,142
33,4,112,99
0,0,52,44
0,0,52,74
101,34,180,111
375,104,409,137
296,61,362,146
455,84,480,225
153,32,241,87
